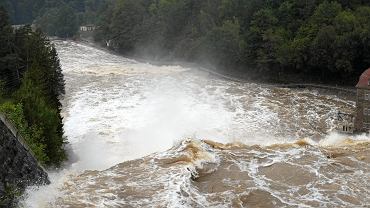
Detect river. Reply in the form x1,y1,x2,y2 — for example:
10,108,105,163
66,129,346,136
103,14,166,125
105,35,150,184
21,40,370,207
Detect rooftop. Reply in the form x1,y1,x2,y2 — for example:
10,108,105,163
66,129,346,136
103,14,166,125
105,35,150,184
356,68,370,89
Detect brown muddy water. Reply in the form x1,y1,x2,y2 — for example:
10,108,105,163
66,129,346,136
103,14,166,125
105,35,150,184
21,41,369,208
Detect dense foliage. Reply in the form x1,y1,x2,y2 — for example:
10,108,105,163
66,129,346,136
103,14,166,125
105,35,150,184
0,0,107,38
95,0,370,84
2,0,369,83
0,7,66,166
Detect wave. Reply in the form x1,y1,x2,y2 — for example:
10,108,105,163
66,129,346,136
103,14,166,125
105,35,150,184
20,40,368,208
40,137,369,207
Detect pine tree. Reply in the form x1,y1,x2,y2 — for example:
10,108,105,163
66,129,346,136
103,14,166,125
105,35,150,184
1,7,66,166
0,6,21,94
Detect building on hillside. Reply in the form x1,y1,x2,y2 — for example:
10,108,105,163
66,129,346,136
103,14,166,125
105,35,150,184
354,68,370,132
80,24,96,32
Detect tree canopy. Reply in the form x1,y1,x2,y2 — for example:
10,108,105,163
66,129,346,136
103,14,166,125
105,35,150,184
0,7,66,166
95,0,370,84
0,0,107,38
2,0,369,83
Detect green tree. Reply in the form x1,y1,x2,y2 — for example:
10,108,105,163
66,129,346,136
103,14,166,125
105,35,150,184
92,0,370,84
15,63,66,166
198,19,243,67
0,8,66,166
55,5,78,38
0,6,21,93
109,0,146,52
0,102,48,163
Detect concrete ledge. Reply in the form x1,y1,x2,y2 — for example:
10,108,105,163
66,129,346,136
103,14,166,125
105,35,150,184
198,66,356,93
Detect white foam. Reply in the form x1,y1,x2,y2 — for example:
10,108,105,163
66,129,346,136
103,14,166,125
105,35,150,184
21,40,361,207
319,131,370,147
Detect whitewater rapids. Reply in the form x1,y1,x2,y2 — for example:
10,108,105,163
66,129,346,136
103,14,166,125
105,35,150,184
21,40,370,207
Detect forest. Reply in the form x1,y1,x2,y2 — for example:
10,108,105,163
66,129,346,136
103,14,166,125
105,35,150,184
93,0,370,84
2,0,370,83
0,7,66,167
0,0,107,38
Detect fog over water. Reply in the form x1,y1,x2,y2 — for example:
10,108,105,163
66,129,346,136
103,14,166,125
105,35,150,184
21,41,370,207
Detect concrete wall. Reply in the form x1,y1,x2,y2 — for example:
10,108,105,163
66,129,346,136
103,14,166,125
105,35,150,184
354,88,370,132
0,114,49,206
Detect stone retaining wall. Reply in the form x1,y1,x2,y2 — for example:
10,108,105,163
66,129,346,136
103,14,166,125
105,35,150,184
0,114,49,207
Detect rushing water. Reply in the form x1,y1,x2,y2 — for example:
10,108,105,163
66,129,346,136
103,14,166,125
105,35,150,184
21,40,370,207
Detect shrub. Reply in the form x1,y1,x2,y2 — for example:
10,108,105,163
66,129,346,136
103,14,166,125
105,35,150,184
0,102,49,164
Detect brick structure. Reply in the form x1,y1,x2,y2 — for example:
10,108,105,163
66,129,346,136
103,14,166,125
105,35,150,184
354,68,370,132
